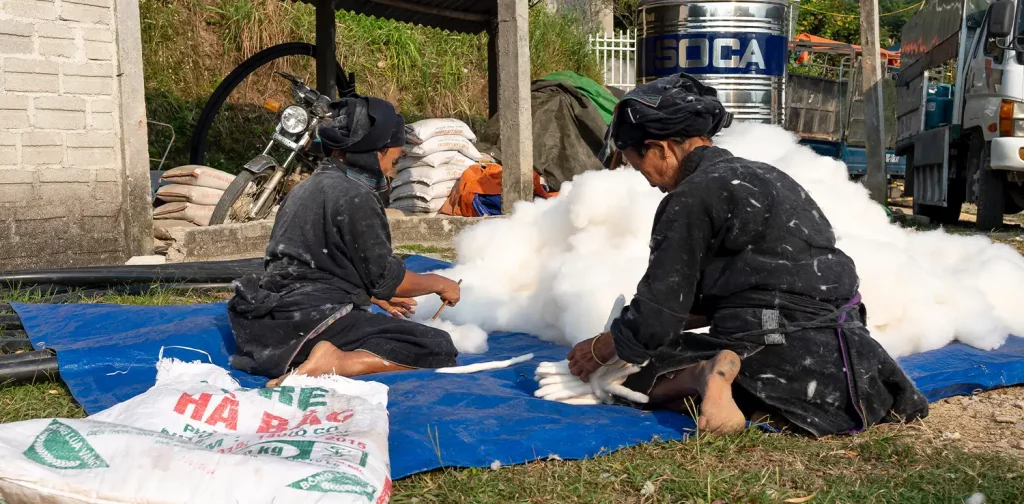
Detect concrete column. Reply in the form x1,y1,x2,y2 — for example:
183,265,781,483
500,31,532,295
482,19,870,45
113,0,153,258
497,0,534,214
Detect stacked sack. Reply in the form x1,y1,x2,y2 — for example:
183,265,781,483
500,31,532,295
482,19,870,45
152,165,235,235
390,118,487,215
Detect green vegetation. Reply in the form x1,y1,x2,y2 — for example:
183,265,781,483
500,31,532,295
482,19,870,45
395,427,1023,503
140,0,600,174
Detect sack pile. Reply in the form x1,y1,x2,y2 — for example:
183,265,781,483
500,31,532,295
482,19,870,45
390,119,487,215
153,165,236,229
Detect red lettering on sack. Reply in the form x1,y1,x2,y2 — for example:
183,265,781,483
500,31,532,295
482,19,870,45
376,477,392,504
325,409,354,423
295,410,323,428
204,396,239,430
257,412,289,433
173,392,212,421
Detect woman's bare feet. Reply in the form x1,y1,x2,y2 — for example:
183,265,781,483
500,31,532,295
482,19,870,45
695,350,746,435
266,341,412,387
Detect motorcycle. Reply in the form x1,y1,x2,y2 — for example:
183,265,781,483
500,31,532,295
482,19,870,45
210,72,348,225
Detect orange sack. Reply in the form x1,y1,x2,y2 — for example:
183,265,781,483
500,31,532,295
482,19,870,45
440,163,556,217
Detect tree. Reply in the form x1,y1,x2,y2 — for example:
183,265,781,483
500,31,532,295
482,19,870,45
796,0,920,45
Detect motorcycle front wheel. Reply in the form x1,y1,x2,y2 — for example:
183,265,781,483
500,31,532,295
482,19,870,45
209,170,278,225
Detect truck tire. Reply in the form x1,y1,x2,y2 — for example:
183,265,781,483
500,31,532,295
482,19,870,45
971,139,1005,231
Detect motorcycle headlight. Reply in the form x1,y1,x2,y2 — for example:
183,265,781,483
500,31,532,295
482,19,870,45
280,106,309,134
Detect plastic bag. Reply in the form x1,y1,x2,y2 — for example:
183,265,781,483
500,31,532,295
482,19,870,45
160,165,236,191
405,118,476,143
0,360,392,504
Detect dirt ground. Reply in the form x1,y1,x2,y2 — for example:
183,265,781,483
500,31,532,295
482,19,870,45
901,386,1024,456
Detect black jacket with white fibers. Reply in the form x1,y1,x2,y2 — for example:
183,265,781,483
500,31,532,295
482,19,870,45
612,146,928,436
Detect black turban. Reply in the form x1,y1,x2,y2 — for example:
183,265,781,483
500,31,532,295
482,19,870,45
317,96,405,201
600,72,732,165
318,96,406,154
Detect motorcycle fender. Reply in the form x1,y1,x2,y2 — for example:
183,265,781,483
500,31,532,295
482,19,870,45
243,154,279,174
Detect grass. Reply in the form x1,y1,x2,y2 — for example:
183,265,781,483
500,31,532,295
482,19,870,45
394,426,1024,503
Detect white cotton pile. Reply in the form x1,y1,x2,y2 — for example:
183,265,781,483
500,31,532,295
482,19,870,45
716,122,1024,356
421,318,489,354
409,122,1024,358
407,168,662,348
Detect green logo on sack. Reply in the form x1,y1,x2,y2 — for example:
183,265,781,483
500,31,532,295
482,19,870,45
23,420,108,470
288,471,376,500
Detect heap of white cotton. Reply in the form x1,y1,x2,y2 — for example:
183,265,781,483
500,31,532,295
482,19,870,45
409,122,1024,358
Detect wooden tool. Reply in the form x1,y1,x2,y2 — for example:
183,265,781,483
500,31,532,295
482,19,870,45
431,279,462,321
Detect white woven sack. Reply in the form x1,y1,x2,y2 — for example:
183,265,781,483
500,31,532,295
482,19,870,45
153,202,216,227
407,136,482,161
388,196,446,214
390,180,457,202
397,151,476,170
0,360,392,504
160,165,236,191
406,118,476,143
393,163,470,188
156,184,226,206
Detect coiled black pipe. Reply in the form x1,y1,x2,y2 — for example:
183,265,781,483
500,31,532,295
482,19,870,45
0,336,32,352
0,350,58,384
0,259,260,289
0,314,22,329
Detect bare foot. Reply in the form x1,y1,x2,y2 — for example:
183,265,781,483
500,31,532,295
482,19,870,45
266,342,412,387
696,350,746,435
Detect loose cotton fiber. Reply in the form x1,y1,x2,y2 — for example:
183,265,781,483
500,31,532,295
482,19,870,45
410,122,1024,358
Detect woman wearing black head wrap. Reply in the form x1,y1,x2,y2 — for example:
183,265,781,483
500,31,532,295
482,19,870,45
569,73,928,436
227,96,461,386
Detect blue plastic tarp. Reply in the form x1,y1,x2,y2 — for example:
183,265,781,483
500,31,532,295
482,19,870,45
11,255,1024,478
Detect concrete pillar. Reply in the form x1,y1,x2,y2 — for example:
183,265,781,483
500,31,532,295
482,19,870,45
497,0,534,214
113,0,153,258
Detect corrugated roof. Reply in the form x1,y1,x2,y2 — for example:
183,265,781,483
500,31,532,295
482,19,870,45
290,0,498,34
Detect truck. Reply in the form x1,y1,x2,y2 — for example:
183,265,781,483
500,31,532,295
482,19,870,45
787,37,907,188
896,0,1024,229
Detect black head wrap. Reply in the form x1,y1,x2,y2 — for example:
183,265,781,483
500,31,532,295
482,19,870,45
317,96,405,201
600,72,732,165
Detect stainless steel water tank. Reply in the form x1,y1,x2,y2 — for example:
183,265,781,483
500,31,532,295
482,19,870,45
637,0,791,123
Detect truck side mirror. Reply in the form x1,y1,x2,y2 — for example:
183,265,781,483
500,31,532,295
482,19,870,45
988,1,1014,38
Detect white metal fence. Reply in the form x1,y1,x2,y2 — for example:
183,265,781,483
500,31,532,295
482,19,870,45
589,29,637,90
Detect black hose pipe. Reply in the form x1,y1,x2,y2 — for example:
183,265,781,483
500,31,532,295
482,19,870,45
0,314,22,329
0,350,58,385
0,259,260,289
0,337,33,352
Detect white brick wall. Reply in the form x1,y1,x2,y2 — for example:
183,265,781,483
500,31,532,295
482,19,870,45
0,0,136,268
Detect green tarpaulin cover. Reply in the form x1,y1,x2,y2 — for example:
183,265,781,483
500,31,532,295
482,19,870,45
540,71,618,124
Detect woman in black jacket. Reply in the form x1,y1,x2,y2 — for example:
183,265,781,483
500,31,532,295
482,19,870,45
568,73,928,436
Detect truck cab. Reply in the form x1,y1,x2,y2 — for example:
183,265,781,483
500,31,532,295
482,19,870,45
897,0,1024,229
